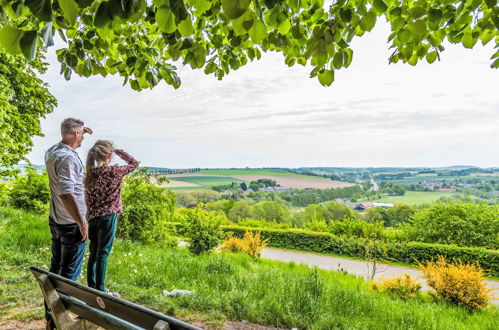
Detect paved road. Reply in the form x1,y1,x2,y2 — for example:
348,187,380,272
261,248,499,305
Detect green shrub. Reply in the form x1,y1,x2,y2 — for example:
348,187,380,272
8,167,49,213
184,206,224,255
369,274,422,301
252,201,290,223
118,170,176,244
406,202,499,249
223,226,499,276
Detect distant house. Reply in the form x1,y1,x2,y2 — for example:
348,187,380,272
438,188,456,193
334,198,345,204
352,202,393,210
372,202,394,209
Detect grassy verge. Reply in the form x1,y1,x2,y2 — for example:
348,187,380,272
1,207,498,329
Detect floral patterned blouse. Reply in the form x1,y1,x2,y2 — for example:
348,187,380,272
85,149,139,220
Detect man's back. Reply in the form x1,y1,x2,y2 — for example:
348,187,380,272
45,142,86,224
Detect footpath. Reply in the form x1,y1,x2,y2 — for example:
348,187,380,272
260,248,499,305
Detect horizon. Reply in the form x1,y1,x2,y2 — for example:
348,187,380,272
26,21,499,168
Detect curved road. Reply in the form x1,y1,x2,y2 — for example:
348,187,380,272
261,248,499,305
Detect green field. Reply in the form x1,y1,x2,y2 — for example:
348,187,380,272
170,176,244,188
392,175,499,183
199,169,329,179
369,191,455,205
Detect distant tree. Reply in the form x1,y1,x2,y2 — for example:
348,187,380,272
323,201,359,222
175,191,196,207
405,202,499,249
240,182,248,191
252,201,290,223
228,201,252,222
190,190,221,203
386,204,416,227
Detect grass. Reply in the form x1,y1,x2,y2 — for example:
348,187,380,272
367,191,455,205
199,169,329,179
393,175,499,183
1,206,498,329
171,176,244,187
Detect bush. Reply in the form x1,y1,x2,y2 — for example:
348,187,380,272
420,256,493,310
184,206,224,255
220,237,246,253
406,202,499,249
119,170,176,244
175,191,196,207
190,189,221,203
220,231,268,259
369,274,422,300
222,226,499,276
8,167,50,213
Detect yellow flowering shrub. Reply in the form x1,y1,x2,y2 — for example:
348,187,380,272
419,256,493,310
220,237,245,253
220,231,269,259
369,274,422,300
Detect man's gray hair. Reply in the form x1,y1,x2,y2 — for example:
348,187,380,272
61,118,84,136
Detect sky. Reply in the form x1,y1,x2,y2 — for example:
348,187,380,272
26,20,499,169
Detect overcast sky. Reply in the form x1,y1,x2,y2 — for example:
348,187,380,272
27,21,499,169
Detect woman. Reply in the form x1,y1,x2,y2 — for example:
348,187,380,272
84,140,139,295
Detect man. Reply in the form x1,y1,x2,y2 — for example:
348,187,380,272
44,118,92,329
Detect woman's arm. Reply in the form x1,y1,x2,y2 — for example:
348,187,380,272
111,149,139,177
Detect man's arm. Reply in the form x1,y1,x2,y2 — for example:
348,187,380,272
60,194,88,242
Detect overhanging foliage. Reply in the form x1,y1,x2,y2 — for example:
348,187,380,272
0,0,497,90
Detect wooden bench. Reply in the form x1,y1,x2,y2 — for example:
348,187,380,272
30,266,202,330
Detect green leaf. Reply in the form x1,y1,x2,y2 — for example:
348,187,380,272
333,51,343,69
249,20,266,43
359,11,376,32
426,51,438,64
485,0,496,9
169,0,188,21
398,29,411,43
429,9,443,22
389,7,402,17
178,15,194,37
0,26,24,54
25,0,53,21
318,69,334,86
462,33,477,49
20,31,38,61
278,19,291,35
222,0,251,20
40,23,54,47
243,19,254,31
190,0,211,17
408,20,426,36
373,0,388,14
340,9,352,23
491,58,499,69
156,6,177,33
59,0,80,22
94,2,112,29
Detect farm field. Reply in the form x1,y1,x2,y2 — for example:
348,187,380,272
199,168,329,179
163,169,355,190
394,175,499,183
370,191,455,205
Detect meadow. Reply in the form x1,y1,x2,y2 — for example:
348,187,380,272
1,207,499,329
198,169,329,179
368,191,455,205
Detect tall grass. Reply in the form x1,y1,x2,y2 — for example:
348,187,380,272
1,206,498,329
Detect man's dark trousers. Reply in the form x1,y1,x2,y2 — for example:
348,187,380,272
44,218,87,323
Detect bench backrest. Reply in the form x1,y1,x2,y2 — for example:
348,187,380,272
30,266,202,330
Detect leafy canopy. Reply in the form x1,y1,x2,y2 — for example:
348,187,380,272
0,48,57,176
0,0,497,89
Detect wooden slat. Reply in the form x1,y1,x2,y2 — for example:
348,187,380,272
58,293,143,330
30,266,202,330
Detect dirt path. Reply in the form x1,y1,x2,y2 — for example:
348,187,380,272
260,248,499,305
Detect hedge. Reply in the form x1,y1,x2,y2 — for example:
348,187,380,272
165,222,499,276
